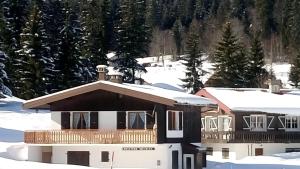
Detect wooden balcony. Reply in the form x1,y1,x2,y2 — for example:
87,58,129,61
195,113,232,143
202,131,300,143
24,129,157,144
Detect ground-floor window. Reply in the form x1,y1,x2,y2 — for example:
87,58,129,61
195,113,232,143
67,151,89,166
101,151,109,162
286,148,300,153
206,147,213,156
255,148,263,156
222,148,229,159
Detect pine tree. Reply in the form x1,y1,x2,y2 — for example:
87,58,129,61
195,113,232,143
57,1,85,89
172,19,183,58
290,0,300,49
209,22,247,87
80,0,107,83
247,33,267,87
15,1,54,99
114,0,151,83
43,0,65,93
0,50,11,96
1,0,29,94
256,0,276,38
181,24,206,94
289,52,300,88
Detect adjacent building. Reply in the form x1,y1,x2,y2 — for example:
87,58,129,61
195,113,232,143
23,66,215,169
197,87,300,160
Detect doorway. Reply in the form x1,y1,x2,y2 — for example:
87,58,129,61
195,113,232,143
183,154,194,169
67,151,89,166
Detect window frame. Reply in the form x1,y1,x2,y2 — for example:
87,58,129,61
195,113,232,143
222,148,229,159
71,111,91,129
126,111,147,129
250,114,267,132
166,110,183,138
101,151,109,162
285,116,299,131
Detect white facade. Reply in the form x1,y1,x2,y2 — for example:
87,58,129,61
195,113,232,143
28,143,183,169
205,143,300,160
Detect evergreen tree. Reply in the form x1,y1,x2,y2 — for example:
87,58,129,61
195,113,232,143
57,1,85,89
209,22,247,87
172,19,183,58
290,0,300,49
114,0,151,83
43,0,65,93
256,0,276,38
289,52,300,88
1,0,29,94
15,1,54,99
80,0,107,83
0,50,11,96
247,33,267,87
181,24,206,94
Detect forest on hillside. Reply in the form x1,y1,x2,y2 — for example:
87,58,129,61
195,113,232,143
0,0,300,99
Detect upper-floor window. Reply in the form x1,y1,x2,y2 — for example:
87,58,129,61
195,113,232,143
168,111,183,131
166,110,183,138
250,115,266,131
127,111,146,129
285,116,298,131
73,112,90,129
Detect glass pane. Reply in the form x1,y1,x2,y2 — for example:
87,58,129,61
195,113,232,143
186,157,191,169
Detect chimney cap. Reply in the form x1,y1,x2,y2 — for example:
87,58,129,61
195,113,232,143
96,65,107,73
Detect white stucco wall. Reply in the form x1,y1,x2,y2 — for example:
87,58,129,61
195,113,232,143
99,111,117,129
51,112,61,129
205,143,300,160
50,143,182,169
28,146,42,162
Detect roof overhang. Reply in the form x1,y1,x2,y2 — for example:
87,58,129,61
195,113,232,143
23,81,176,109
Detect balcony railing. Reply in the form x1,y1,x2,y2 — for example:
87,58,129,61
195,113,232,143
25,129,157,144
202,131,300,143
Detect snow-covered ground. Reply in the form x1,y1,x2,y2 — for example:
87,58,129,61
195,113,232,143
1,96,300,169
137,56,294,90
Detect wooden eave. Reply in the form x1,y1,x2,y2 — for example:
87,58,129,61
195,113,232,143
23,81,175,109
196,89,232,114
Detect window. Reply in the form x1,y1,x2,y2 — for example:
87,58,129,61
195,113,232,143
168,111,183,131
204,116,217,131
172,151,179,169
127,111,146,129
222,148,229,159
206,147,213,156
101,151,109,162
286,148,300,153
218,116,232,131
72,112,90,129
250,115,266,131
285,116,298,131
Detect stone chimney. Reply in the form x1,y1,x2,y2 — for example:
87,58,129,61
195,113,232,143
96,65,107,81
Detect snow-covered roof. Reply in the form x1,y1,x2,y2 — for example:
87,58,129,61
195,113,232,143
24,80,215,109
201,88,300,115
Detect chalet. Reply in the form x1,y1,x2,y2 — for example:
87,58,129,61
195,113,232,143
196,87,300,160
23,65,215,169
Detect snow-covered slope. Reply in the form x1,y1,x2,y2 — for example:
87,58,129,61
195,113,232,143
137,56,293,90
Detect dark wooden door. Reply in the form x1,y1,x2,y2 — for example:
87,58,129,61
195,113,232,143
42,152,52,163
67,151,89,166
255,148,263,156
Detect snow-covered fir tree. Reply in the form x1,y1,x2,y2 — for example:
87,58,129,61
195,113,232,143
1,0,29,94
247,33,267,87
289,52,300,88
43,0,65,93
15,1,54,99
181,23,206,94
113,0,151,83
57,1,85,89
208,22,248,87
80,0,108,83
